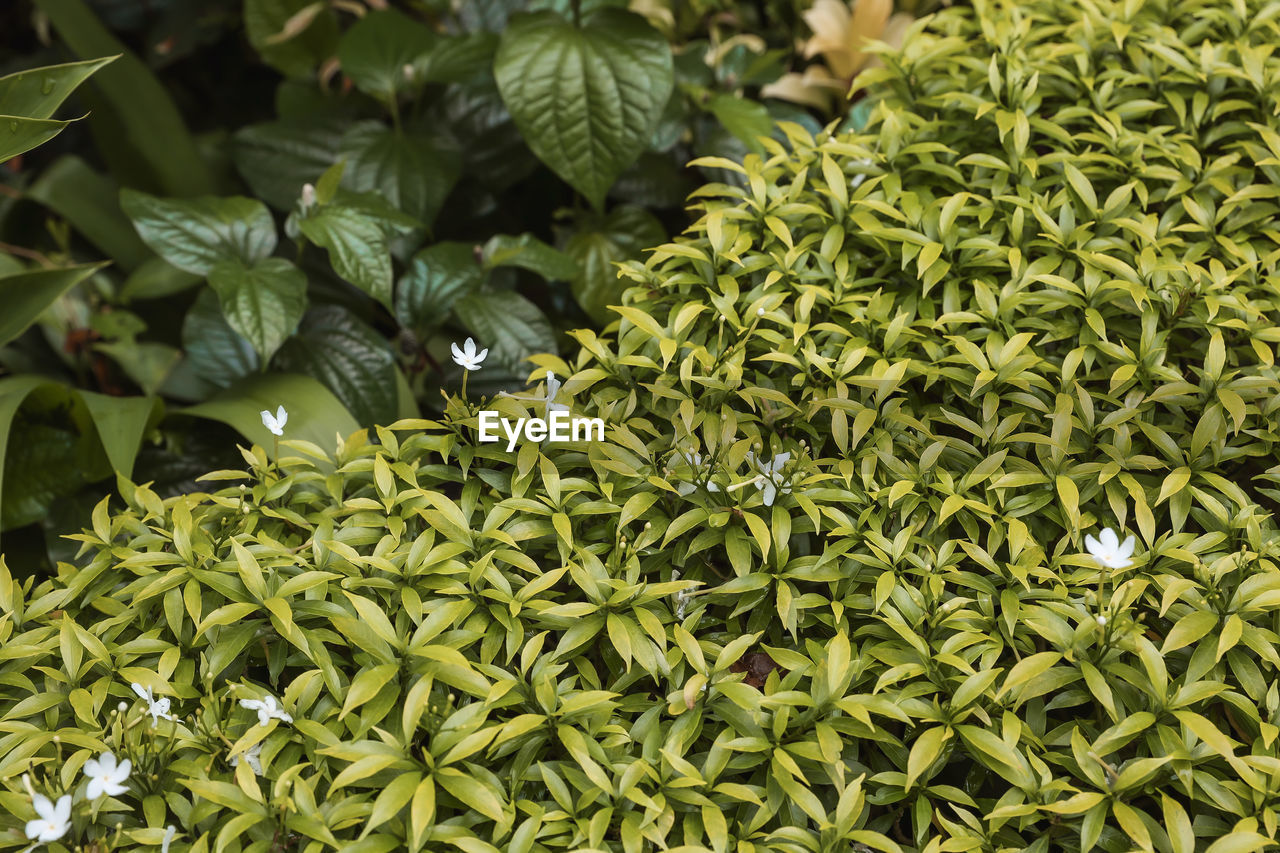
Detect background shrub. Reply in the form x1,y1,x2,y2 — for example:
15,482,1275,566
5,0,1280,851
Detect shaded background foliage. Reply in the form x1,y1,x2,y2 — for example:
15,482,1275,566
0,0,939,570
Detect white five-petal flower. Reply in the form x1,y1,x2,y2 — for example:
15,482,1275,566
260,405,288,436
230,741,263,776
450,337,488,371
24,781,71,843
83,751,131,800
131,682,176,728
239,694,293,727
746,450,791,506
1084,527,1136,569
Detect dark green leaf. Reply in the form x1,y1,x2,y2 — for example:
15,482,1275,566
244,0,339,79
298,206,392,307
27,155,151,272
494,9,674,209
121,190,277,276
207,258,308,362
339,123,460,227
706,93,774,153
420,32,499,84
395,242,482,340
119,257,202,302
182,288,260,390
273,305,397,426
231,118,346,211
482,234,579,281
454,289,557,371
0,116,69,163
337,8,436,99
33,0,216,196
565,206,664,322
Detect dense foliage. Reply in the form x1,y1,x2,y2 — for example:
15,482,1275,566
0,0,933,566
4,0,1280,850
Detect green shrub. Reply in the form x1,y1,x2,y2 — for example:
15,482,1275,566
5,0,1280,850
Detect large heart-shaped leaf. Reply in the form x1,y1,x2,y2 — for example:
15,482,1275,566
273,306,397,427
339,123,460,227
207,258,308,362
454,289,557,371
494,9,673,210
232,119,347,211
337,8,436,99
395,242,483,339
121,190,277,276
298,206,392,308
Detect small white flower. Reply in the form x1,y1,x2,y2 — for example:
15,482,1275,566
24,787,71,843
450,337,488,371
541,371,570,419
746,450,791,506
83,751,131,800
161,825,177,853
239,694,293,727
1096,615,1107,626
230,741,263,776
260,405,288,436
1084,527,1136,570
131,682,176,728
300,183,316,211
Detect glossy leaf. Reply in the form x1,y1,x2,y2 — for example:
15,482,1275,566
121,190,277,276
494,9,674,209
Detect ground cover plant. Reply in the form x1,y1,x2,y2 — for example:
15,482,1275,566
0,0,931,568
4,0,1280,850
